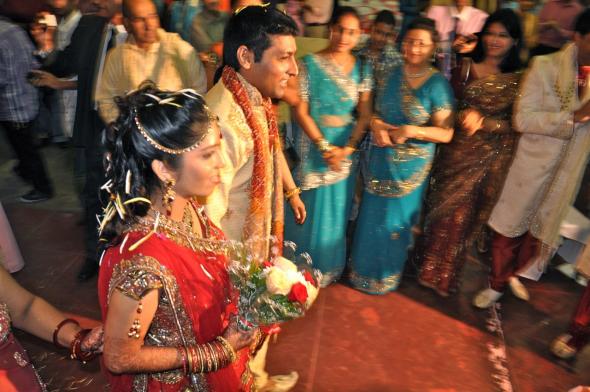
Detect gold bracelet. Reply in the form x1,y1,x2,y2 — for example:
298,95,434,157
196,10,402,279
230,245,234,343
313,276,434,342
284,187,302,200
216,336,237,363
314,138,333,153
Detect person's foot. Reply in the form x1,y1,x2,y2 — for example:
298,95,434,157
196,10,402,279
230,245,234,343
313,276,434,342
19,189,52,203
550,333,579,360
556,262,577,279
259,371,299,392
508,277,530,301
473,288,503,309
77,259,98,282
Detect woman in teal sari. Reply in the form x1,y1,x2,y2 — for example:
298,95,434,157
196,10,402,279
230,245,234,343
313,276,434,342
285,6,372,287
350,18,454,294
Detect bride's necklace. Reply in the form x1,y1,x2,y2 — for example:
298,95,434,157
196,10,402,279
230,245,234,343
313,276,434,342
405,66,432,79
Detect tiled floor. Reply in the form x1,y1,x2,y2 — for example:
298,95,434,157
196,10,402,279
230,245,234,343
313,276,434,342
2,144,589,391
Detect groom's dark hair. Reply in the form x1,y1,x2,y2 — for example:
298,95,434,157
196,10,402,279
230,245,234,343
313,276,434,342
222,5,298,72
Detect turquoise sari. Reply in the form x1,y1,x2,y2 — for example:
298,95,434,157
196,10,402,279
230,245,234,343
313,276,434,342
285,53,372,287
350,66,453,294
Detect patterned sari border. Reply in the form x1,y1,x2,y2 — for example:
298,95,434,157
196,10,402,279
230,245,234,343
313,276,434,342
349,270,401,294
311,54,360,103
300,159,353,191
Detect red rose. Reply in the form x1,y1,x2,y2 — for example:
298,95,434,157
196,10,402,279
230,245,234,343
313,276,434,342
303,271,317,287
263,260,273,269
287,282,308,305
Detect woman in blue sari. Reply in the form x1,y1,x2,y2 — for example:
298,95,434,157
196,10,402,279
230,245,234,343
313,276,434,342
350,18,454,294
285,6,372,287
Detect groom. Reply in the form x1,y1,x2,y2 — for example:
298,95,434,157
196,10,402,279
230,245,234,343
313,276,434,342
205,5,305,391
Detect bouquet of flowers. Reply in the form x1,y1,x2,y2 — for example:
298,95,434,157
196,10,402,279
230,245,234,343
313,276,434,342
226,239,321,331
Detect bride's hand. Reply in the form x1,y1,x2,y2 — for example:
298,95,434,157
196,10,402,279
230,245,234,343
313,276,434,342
222,322,259,352
81,325,104,354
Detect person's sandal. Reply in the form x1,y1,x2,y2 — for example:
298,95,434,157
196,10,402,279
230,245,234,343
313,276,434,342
550,334,578,360
259,371,299,392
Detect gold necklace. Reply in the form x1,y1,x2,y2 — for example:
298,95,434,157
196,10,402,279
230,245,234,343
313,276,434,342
405,66,433,79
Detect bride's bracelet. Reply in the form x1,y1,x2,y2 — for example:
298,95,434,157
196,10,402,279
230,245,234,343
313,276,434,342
182,338,237,374
70,329,97,363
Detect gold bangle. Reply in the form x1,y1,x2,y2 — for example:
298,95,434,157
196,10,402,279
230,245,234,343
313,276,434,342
216,336,237,363
314,138,333,153
284,187,302,200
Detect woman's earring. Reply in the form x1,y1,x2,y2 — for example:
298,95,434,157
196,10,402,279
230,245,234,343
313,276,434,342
163,179,176,216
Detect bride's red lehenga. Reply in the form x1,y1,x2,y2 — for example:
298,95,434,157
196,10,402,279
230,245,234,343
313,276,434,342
98,201,252,391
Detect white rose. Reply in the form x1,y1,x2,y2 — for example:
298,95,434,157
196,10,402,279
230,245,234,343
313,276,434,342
273,256,298,273
265,267,291,295
304,282,319,308
284,269,305,286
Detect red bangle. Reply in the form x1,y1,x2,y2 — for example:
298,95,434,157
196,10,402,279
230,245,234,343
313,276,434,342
53,318,80,348
70,329,96,363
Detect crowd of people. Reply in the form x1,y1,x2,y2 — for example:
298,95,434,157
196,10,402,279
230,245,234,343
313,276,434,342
1,0,590,390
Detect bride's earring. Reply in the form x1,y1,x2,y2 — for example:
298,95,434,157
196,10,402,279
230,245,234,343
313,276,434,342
163,179,176,216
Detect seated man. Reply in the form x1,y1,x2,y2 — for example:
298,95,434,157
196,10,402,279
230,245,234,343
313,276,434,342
96,0,206,124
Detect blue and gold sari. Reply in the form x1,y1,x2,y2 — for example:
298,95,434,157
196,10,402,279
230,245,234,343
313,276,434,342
285,53,372,287
350,66,453,294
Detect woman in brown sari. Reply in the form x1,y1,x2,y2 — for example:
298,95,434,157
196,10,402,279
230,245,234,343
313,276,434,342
414,9,525,297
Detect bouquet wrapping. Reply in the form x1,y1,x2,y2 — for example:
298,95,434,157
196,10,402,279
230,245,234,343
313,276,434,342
226,239,321,331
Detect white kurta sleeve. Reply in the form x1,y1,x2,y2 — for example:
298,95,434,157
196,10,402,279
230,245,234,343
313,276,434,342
514,57,575,140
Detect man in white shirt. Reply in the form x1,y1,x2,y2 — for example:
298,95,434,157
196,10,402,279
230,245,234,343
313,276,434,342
96,0,206,124
474,9,590,309
427,0,488,78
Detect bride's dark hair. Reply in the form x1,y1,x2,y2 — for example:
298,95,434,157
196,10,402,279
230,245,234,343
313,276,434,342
100,81,212,244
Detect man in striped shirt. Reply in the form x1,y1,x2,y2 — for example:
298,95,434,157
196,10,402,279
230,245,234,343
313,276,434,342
0,14,53,203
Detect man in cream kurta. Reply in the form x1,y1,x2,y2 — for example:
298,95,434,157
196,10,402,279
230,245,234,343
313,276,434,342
474,10,590,309
206,74,270,240
204,6,304,392
96,0,206,124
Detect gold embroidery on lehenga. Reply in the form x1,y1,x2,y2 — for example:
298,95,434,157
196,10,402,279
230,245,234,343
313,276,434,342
109,255,208,389
130,212,228,255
